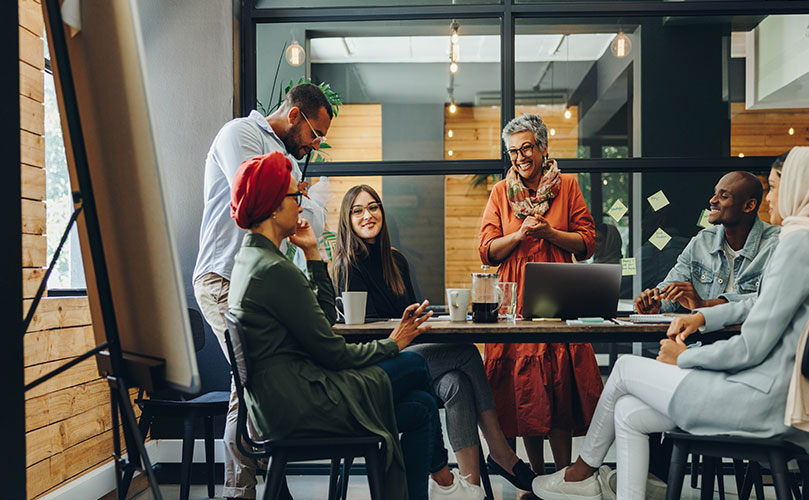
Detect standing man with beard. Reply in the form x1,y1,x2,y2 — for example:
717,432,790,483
192,83,333,500
635,171,780,314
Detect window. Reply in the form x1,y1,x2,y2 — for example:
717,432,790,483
44,44,85,291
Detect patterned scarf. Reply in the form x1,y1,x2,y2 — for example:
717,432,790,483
505,159,562,219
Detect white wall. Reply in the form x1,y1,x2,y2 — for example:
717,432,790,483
135,0,234,303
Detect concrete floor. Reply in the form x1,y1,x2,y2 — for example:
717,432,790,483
132,473,779,500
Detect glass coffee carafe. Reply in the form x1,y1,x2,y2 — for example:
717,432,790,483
471,266,503,323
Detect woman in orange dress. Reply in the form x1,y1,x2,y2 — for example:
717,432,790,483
478,113,603,474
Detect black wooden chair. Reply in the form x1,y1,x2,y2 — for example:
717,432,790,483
223,312,386,500
134,308,230,500
665,330,809,500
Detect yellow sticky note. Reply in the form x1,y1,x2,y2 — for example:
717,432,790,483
621,257,637,276
607,199,628,222
647,190,670,212
649,227,672,251
697,209,714,229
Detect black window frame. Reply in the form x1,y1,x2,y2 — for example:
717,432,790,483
240,0,809,177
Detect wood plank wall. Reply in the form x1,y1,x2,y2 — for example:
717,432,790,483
20,2,139,498
443,105,579,290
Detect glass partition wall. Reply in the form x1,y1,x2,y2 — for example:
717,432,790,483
244,2,809,307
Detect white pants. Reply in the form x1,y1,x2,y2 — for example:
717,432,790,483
578,355,691,499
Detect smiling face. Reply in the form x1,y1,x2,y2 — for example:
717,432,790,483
350,190,383,243
766,167,782,225
507,130,546,186
284,106,332,160
707,172,755,226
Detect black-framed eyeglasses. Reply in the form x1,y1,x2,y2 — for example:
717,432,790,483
285,191,304,206
350,202,382,217
505,143,536,161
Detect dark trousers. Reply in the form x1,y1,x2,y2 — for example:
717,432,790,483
378,351,449,500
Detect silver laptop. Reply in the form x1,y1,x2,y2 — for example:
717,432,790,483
522,262,622,320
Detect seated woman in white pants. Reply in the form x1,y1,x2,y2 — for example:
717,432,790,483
534,146,809,500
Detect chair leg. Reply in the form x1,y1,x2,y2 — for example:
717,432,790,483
692,453,701,489
666,441,689,500
263,452,288,500
769,449,793,500
364,444,385,500
478,446,494,500
341,455,355,500
203,416,215,499
746,461,766,500
327,457,341,500
701,456,717,500
796,459,809,500
716,458,726,500
733,459,746,497
180,417,196,500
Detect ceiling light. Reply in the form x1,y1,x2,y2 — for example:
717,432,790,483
448,150,454,156
564,108,571,120
447,130,454,138
450,62,458,73
550,128,556,136
738,153,744,158
450,22,459,45
449,102,457,113
285,39,305,66
789,127,795,135
603,179,608,186
610,32,631,58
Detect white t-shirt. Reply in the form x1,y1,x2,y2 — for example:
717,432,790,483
723,240,742,293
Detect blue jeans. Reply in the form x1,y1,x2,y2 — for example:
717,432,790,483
377,351,449,500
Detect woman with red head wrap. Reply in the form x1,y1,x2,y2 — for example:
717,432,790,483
227,152,472,500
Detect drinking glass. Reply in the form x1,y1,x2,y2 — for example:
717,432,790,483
498,282,517,322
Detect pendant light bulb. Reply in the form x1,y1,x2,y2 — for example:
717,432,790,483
449,102,457,114
285,40,306,66
450,62,458,74
550,128,556,136
610,32,631,58
564,108,572,120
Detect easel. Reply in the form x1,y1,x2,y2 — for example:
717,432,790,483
24,1,167,498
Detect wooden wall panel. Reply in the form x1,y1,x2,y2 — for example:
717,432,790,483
19,26,43,70
21,130,45,168
20,94,45,136
20,61,43,103
18,0,43,37
22,268,44,298
21,198,46,234
730,102,809,157
25,379,109,433
22,164,46,200
22,233,46,268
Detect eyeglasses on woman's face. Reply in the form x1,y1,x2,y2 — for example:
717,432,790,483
300,110,327,147
285,191,304,206
350,202,382,217
506,143,536,161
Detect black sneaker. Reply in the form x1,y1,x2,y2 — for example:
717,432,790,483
486,455,536,491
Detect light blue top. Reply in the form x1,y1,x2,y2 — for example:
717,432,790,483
657,217,780,312
192,110,323,282
669,230,809,449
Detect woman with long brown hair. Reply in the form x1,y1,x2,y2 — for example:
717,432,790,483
332,185,536,494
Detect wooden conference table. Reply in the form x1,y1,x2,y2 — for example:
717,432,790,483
335,318,741,345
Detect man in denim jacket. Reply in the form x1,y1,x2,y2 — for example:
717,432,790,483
636,172,780,314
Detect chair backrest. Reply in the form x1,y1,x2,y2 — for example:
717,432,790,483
223,312,266,454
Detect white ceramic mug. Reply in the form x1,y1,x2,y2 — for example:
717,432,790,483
336,291,367,325
446,288,471,322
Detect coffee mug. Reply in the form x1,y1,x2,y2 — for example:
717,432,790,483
446,288,471,322
336,291,367,325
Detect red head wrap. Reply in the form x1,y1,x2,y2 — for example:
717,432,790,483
230,151,292,229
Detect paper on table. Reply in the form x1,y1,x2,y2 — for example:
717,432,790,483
567,319,611,325
647,190,670,212
621,257,637,276
697,209,714,229
649,227,672,251
607,199,628,222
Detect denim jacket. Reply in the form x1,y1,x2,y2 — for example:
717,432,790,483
657,216,780,312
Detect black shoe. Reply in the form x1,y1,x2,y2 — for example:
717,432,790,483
487,455,537,491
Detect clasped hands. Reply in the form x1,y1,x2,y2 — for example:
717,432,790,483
656,312,706,365
519,215,555,241
635,281,705,313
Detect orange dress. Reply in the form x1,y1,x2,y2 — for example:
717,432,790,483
478,174,603,438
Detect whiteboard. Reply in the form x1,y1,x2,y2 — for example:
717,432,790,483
44,0,200,392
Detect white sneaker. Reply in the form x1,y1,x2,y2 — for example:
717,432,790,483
429,469,486,500
597,465,616,500
532,466,602,500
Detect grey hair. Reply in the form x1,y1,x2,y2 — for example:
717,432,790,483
502,114,548,152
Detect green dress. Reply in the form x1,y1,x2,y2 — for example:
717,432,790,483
228,233,407,499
